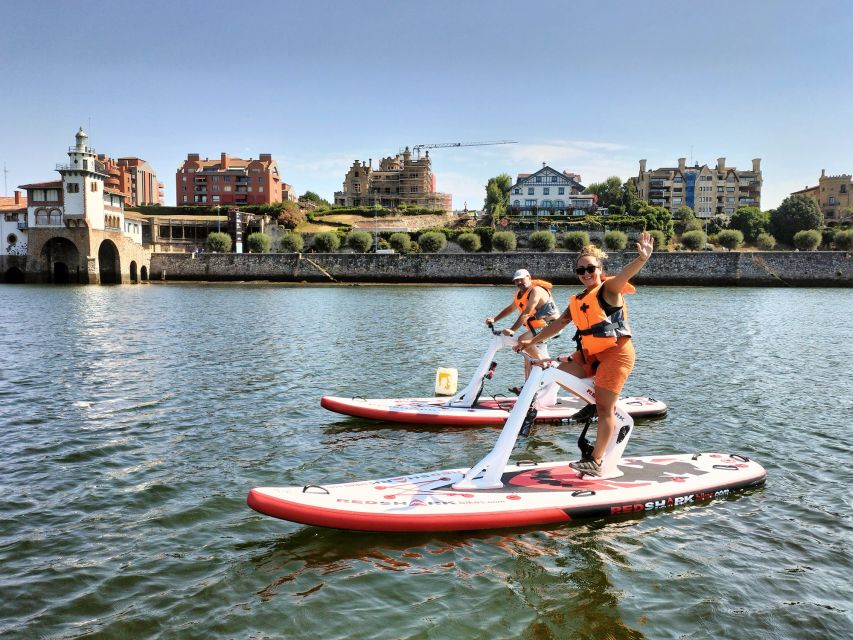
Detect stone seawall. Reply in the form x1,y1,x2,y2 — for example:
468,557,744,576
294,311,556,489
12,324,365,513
149,251,852,287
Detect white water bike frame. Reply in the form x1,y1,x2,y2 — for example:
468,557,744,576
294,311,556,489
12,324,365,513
453,363,635,489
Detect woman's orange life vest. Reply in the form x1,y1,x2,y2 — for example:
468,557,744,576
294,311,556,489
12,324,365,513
514,279,556,329
569,279,634,357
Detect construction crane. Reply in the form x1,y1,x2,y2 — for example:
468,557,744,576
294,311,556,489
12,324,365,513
411,140,516,159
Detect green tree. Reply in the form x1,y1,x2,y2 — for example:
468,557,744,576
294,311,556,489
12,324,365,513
246,232,272,253
585,176,624,214
793,229,821,251
604,230,628,251
563,231,590,251
313,231,341,253
756,233,776,250
770,195,823,245
681,230,707,251
717,229,744,250
528,230,556,252
621,179,641,214
492,230,517,252
278,232,304,253
388,232,412,253
346,230,373,253
673,206,697,234
705,215,728,235
299,191,331,208
484,174,512,226
729,206,768,242
206,231,232,253
456,232,482,253
418,231,447,253
639,204,674,239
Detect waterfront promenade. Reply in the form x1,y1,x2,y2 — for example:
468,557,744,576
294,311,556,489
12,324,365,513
150,250,853,287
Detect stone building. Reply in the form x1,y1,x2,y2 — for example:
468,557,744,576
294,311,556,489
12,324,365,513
791,170,852,222
7,127,151,284
633,157,762,218
334,147,452,212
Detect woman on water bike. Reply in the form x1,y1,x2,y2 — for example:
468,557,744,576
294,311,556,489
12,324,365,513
516,232,653,477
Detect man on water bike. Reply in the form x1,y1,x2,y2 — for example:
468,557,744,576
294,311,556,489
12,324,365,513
485,268,561,384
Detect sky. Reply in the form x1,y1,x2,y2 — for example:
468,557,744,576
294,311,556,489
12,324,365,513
1,0,851,211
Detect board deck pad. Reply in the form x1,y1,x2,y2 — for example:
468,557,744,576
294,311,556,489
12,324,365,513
247,453,766,532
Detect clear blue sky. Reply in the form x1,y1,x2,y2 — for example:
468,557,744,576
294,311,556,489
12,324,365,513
2,0,851,210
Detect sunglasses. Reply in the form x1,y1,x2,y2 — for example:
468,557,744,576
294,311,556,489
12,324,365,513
575,264,599,275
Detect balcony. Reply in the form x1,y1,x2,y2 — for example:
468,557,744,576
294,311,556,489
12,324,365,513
17,220,28,229
650,179,670,188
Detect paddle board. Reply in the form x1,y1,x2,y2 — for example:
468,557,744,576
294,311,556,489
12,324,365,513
247,453,766,532
320,394,667,426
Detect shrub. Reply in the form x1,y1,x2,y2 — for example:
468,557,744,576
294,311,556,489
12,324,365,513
793,229,821,251
563,231,590,251
834,229,853,251
388,232,412,253
346,230,373,253
246,232,272,253
756,233,776,250
275,201,306,229
278,232,304,253
313,231,341,253
681,230,707,251
647,230,666,249
492,231,517,252
456,232,481,253
206,231,232,253
717,229,744,250
528,230,556,252
377,238,390,251
683,219,704,233
418,231,447,253
729,206,768,242
603,230,628,251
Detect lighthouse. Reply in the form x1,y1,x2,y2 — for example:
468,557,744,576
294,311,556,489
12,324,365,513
57,127,109,229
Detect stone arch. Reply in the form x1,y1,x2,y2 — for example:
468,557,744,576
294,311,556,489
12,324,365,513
98,239,121,284
130,260,138,283
41,237,82,284
140,265,148,281
3,267,24,283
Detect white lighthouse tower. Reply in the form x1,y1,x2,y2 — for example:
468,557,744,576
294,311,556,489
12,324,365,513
57,127,109,230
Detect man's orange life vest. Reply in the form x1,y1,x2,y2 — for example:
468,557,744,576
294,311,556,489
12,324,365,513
569,280,634,357
514,279,557,329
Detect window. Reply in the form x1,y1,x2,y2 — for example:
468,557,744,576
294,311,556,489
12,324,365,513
90,182,98,192
67,183,79,193
182,176,187,182
527,187,534,195
536,176,542,183
513,188,520,194
551,176,557,183
258,187,263,193
183,195,188,202
7,233,17,244
717,187,724,193
212,186,219,192
672,197,683,204
543,187,550,195
555,200,564,207
726,197,734,203
841,185,848,193
513,200,520,206
558,187,565,195
674,177,683,184
212,176,218,182
212,195,220,202
828,196,837,204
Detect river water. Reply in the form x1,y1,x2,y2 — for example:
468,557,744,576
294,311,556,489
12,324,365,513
0,283,850,639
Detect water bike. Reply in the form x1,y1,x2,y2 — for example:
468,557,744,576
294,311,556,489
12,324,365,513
249,354,765,532
320,326,667,426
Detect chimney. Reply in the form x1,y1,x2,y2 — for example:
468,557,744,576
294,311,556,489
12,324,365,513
14,190,21,204
678,157,686,171
188,153,200,161
639,159,647,174
821,169,826,178
221,153,229,170
259,153,271,162
716,157,726,171
368,158,372,168
752,158,761,172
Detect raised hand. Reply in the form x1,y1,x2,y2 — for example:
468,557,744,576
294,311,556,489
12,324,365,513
636,231,653,262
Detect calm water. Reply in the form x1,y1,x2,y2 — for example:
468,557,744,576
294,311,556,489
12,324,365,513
0,283,850,639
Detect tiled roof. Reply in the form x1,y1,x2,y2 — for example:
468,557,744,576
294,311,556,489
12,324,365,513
19,180,63,189
0,196,27,211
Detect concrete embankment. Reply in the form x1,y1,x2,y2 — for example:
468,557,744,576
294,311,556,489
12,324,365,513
149,251,852,286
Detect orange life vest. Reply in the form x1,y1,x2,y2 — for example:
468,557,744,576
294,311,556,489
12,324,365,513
514,279,557,329
569,279,634,357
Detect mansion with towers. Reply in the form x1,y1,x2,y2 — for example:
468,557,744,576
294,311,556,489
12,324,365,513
0,128,150,284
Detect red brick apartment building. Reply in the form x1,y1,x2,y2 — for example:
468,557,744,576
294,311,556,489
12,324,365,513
176,152,283,206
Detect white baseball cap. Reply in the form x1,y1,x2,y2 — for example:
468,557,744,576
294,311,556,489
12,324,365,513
512,269,531,281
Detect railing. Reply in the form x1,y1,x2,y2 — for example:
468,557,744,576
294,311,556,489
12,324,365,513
68,145,96,154
17,220,28,229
